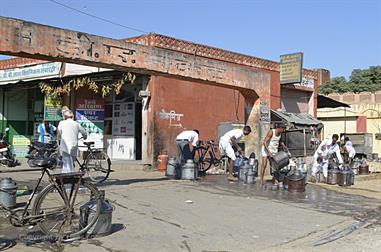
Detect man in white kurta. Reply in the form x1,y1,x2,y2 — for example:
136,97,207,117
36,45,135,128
311,134,343,180
57,110,87,173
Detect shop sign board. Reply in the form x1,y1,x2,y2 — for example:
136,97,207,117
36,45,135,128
12,135,30,158
280,52,303,85
113,103,135,136
0,62,62,84
44,95,63,121
76,99,104,150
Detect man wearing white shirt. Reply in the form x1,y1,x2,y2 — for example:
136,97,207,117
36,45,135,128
343,136,356,165
57,110,87,173
311,134,343,182
219,126,251,181
176,129,199,164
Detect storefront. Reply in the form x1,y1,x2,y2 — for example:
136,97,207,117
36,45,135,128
0,60,146,161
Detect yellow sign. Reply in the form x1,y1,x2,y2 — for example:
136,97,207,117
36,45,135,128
280,52,303,84
12,135,31,146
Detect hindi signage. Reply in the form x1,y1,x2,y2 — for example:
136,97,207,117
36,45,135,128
0,62,62,83
280,52,303,85
44,95,63,121
75,99,105,149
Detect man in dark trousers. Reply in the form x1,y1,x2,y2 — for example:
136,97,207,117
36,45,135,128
176,129,199,164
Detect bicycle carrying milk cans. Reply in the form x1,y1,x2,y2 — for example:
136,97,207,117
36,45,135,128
157,151,168,172
182,159,196,180
0,178,17,208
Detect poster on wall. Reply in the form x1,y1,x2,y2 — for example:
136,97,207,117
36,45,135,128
75,99,104,150
106,136,135,160
112,102,135,136
44,95,63,121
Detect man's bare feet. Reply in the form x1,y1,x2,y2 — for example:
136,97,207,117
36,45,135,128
309,176,316,183
228,175,238,181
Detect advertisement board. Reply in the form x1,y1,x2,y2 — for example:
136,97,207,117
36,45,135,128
280,52,303,85
44,95,63,121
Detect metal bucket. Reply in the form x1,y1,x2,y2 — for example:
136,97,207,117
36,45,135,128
270,151,290,171
0,178,17,209
337,168,353,187
181,160,195,180
166,157,177,177
80,190,113,237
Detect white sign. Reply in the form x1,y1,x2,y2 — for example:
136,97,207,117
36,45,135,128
0,62,62,83
113,103,135,136
293,78,314,89
107,136,135,160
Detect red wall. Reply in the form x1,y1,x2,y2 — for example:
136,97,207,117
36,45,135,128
150,76,246,158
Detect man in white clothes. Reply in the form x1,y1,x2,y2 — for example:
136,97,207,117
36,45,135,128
311,134,343,182
176,129,199,164
343,136,356,165
219,126,251,181
57,110,87,173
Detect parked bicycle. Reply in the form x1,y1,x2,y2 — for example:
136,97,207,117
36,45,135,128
76,141,112,184
194,140,226,174
0,157,101,242
27,140,112,184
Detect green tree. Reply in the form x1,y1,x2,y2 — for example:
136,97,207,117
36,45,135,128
318,66,381,95
318,76,349,95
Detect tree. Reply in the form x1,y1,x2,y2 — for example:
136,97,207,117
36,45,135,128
318,66,381,95
318,76,350,95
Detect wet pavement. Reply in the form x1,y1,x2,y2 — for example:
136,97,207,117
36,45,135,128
194,175,381,218
1,170,381,251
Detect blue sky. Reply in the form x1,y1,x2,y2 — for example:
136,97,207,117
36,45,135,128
0,0,380,78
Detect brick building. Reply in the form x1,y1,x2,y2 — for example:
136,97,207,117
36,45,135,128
0,33,326,165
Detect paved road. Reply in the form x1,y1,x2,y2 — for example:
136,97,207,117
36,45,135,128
0,165,380,252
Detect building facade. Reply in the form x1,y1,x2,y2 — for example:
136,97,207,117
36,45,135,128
0,33,322,165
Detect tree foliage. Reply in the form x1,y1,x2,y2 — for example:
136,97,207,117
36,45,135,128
318,66,381,95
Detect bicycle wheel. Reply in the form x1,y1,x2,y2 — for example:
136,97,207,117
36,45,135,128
196,148,213,172
32,180,101,240
85,151,111,184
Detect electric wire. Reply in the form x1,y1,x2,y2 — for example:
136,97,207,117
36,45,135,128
48,0,149,34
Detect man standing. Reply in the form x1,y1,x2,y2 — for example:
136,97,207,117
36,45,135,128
219,126,251,181
57,110,87,173
259,123,288,188
176,129,199,164
37,120,56,143
343,136,356,165
311,134,343,182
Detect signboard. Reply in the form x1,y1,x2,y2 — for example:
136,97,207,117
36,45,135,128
12,135,30,158
293,77,314,90
44,96,63,121
106,136,135,160
259,102,270,123
75,99,104,149
113,103,135,136
280,52,303,84
0,62,62,83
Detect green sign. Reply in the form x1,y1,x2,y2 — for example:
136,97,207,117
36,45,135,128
44,96,63,121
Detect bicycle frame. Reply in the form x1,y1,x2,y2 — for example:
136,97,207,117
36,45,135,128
0,168,83,227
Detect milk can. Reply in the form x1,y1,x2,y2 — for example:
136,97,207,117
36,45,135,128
359,160,369,175
239,161,250,182
337,166,354,187
285,169,306,192
181,159,196,180
166,157,178,178
80,190,113,237
327,166,340,185
0,178,17,209
246,166,255,184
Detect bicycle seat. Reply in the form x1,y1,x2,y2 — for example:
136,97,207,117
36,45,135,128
83,141,95,147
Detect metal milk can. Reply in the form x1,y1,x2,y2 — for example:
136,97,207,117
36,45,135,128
239,161,250,182
80,190,113,237
337,165,354,187
181,159,196,180
327,166,340,185
0,177,17,209
166,157,178,177
246,166,255,184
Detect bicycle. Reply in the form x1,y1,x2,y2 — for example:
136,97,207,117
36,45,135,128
0,158,101,242
76,141,112,184
194,140,227,174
